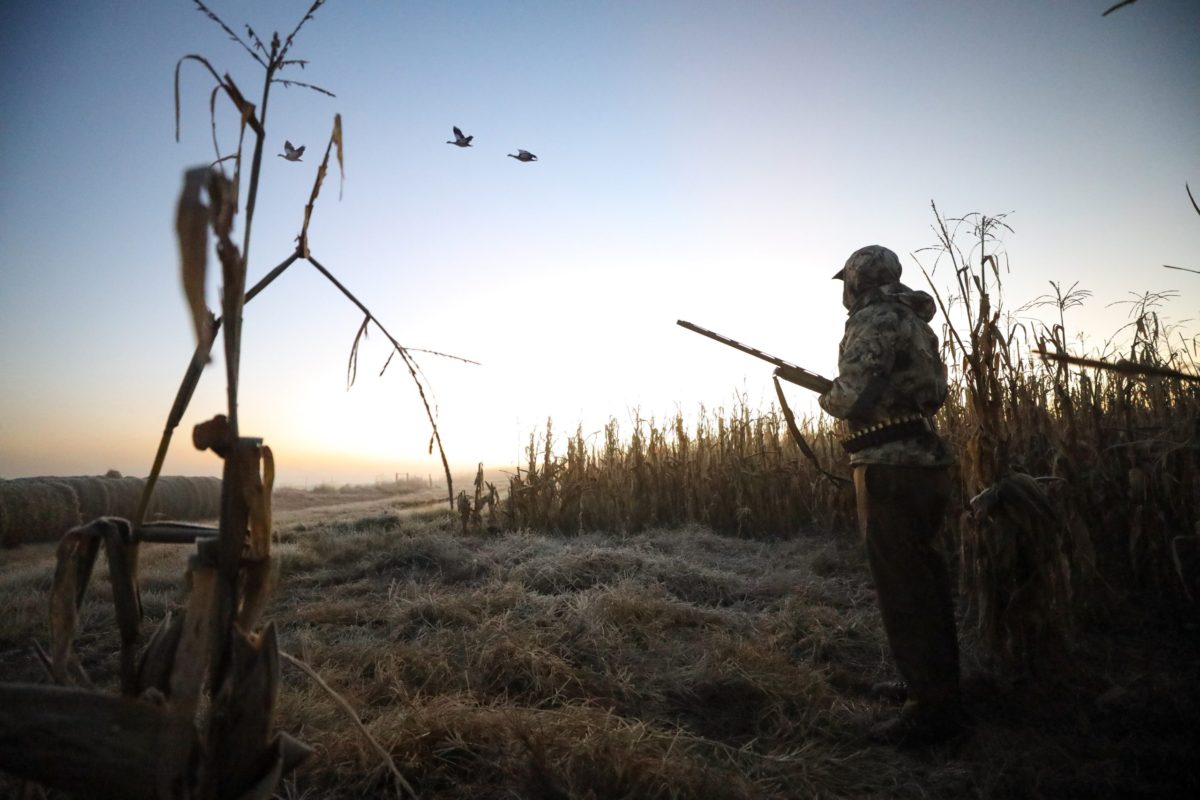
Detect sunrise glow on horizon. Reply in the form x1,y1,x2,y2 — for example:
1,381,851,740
1,0,1197,487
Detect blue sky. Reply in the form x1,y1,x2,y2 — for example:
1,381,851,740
1,0,1197,485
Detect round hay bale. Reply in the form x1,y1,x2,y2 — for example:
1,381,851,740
192,477,222,519
121,476,223,521
181,476,203,519
156,476,185,520
102,476,144,520
150,476,186,521
0,478,82,547
64,476,112,521
158,476,191,520
163,476,187,519
144,476,171,520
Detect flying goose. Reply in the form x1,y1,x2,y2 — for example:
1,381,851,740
278,141,305,161
447,126,474,147
507,149,538,162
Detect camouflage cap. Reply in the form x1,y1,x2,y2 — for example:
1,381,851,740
832,245,902,283
833,245,904,311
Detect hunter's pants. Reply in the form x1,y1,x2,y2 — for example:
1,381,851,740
854,464,960,712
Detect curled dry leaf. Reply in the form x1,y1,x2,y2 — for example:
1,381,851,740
177,167,213,361
48,525,103,684
193,414,233,456
297,113,345,256
244,444,274,560
47,518,140,692
346,315,369,390
208,169,237,245
237,558,276,634
135,611,183,698
333,112,344,200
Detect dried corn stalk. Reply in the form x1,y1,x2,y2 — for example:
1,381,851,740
967,472,1072,673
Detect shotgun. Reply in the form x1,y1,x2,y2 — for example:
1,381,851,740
676,319,833,394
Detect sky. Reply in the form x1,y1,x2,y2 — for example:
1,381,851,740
1,0,1197,487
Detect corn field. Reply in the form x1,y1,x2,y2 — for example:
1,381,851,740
505,411,855,538
498,210,1200,672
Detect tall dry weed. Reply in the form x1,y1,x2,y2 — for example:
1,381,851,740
501,204,1199,673
505,407,855,537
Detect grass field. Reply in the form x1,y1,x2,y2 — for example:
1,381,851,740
1,488,1195,799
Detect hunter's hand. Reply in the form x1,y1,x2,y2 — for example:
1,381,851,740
774,365,833,395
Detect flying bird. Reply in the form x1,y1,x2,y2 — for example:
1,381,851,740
507,149,538,162
447,126,474,147
278,141,305,161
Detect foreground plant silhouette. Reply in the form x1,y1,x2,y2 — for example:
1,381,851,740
0,2,465,797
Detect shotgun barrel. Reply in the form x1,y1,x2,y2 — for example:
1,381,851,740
677,319,832,393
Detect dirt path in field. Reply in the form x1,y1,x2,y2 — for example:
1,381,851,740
273,490,447,529
0,487,452,690
135,485,450,530
0,487,448,594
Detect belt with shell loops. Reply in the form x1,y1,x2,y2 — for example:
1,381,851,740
840,414,936,454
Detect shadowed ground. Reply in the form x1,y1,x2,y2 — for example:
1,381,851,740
0,492,1195,799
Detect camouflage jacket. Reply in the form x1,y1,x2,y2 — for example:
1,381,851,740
818,262,952,467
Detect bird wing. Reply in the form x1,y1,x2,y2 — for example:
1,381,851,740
284,140,295,152
518,150,530,157
464,135,473,144
294,145,305,157
453,126,464,140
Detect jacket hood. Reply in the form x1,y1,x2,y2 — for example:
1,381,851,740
835,244,935,320
859,281,938,321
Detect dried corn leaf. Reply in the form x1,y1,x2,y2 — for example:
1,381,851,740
99,518,143,695
333,112,344,200
261,444,274,530
177,167,213,361
239,443,275,630
221,72,254,126
1102,0,1138,16
48,523,103,684
230,733,311,800
237,557,276,633
211,624,282,799
243,443,273,559
297,113,344,256
170,556,217,718
175,54,224,142
346,315,369,390
136,611,184,697
0,684,197,800
209,169,237,245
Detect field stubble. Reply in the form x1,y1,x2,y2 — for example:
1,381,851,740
1,499,1195,799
